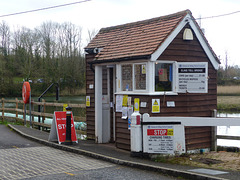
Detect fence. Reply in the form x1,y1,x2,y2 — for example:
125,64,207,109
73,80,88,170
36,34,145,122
0,98,86,136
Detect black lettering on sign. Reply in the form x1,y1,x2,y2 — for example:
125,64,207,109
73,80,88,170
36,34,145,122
178,68,205,73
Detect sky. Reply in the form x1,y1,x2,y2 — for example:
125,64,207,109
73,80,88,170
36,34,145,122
0,0,240,66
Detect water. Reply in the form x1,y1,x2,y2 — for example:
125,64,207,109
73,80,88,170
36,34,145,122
217,112,240,148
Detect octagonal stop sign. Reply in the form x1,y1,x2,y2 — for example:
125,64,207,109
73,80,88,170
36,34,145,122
22,82,31,104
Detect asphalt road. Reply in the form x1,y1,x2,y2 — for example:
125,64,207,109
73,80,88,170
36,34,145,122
0,124,42,149
0,125,177,180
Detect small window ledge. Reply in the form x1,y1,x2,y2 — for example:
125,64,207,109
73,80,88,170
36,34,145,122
115,91,178,96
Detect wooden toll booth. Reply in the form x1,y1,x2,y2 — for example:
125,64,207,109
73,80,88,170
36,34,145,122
84,10,220,151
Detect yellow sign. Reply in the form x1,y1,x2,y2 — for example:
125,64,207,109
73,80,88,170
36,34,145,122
122,95,128,107
134,98,140,112
142,65,146,74
167,129,174,136
152,99,160,113
153,100,158,105
86,96,90,107
63,104,68,112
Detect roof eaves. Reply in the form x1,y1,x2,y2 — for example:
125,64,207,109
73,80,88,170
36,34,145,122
89,55,151,65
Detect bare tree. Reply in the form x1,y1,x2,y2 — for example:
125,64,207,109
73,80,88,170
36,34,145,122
87,29,98,43
0,21,11,54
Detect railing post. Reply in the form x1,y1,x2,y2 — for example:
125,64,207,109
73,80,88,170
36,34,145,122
2,98,4,121
31,100,34,127
42,99,46,124
211,109,217,151
24,103,26,126
15,98,18,119
29,91,32,128
38,97,41,130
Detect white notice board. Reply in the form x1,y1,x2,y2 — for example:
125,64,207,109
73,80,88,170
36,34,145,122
143,124,185,154
177,62,208,93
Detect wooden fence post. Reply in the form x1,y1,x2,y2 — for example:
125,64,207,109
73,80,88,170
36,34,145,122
31,100,34,125
2,98,4,121
42,99,45,124
16,98,18,119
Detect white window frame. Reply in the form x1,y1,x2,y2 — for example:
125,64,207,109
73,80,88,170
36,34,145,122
151,60,178,95
116,61,178,95
116,62,149,95
115,60,208,95
133,63,147,92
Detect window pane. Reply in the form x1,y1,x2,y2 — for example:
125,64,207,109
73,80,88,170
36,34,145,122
155,63,172,91
122,64,132,91
135,64,146,90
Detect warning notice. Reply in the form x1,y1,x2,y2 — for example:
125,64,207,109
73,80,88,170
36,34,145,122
152,99,160,113
177,62,208,93
147,129,173,136
145,125,174,154
143,124,186,154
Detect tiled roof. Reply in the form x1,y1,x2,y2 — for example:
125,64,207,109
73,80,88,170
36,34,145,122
86,10,190,61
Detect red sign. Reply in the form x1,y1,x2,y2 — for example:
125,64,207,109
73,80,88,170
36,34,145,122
54,111,77,143
22,82,31,104
147,129,168,136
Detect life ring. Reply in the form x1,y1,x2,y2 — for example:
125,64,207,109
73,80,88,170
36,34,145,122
22,82,31,104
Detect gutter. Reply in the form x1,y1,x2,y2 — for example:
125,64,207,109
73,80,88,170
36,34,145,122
88,55,151,65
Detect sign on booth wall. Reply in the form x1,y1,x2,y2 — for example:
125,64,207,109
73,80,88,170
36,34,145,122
143,124,185,154
86,96,90,107
48,111,78,144
152,99,160,113
177,62,208,93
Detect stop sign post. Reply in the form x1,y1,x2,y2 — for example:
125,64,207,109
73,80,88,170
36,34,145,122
22,82,31,127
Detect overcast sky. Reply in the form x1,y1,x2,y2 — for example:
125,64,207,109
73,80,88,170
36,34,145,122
0,0,240,66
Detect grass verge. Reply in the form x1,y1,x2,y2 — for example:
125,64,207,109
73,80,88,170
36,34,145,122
217,96,240,111
0,118,24,126
152,151,240,171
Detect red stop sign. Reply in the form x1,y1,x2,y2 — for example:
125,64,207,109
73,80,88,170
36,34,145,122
22,82,31,104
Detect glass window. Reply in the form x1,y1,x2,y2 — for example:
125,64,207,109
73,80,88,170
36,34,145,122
134,64,146,90
122,64,132,91
155,63,173,91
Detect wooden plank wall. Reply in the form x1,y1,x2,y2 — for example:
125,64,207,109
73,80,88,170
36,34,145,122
85,54,96,139
115,25,217,151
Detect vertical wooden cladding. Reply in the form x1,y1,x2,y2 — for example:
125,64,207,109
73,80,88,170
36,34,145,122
85,54,96,140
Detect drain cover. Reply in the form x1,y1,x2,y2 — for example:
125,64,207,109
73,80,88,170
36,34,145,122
188,168,228,175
